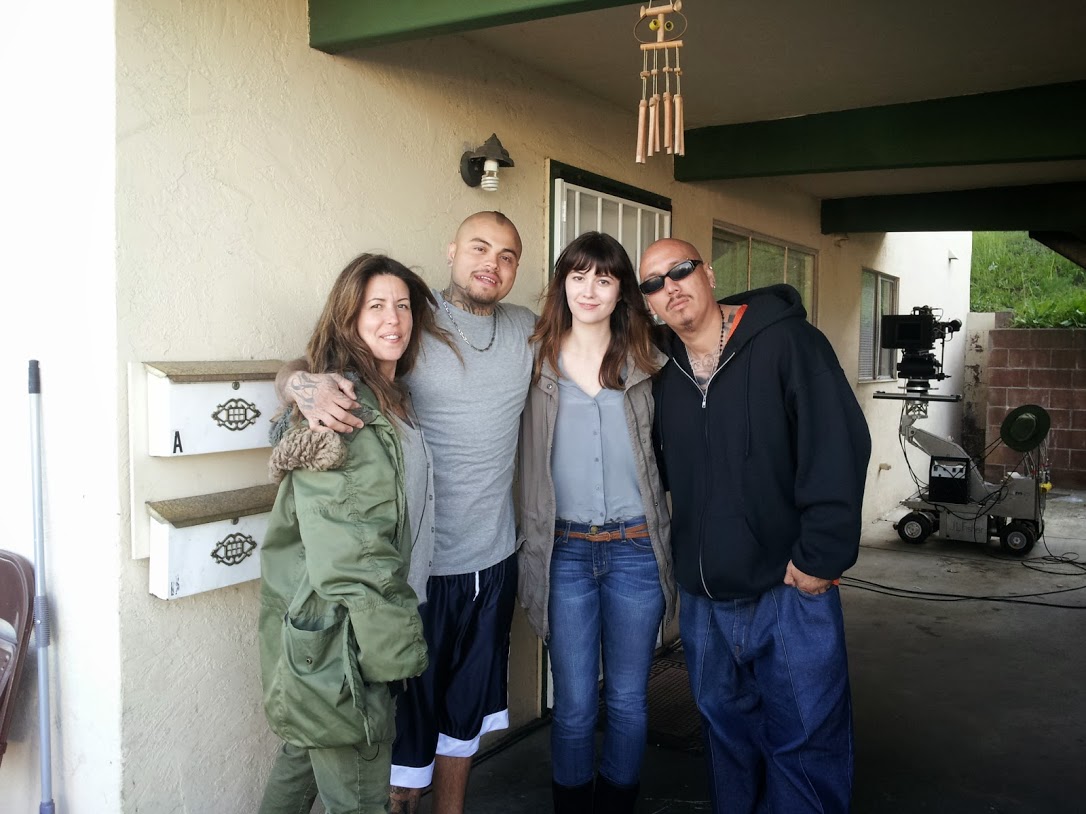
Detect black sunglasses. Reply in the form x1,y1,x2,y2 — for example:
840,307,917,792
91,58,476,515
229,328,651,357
638,259,702,295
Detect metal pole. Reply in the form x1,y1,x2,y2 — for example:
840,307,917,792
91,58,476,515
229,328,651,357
29,361,56,814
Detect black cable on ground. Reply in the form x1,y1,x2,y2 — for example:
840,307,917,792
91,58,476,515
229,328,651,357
841,568,1086,609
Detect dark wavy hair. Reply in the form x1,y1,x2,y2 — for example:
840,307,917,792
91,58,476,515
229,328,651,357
305,253,451,416
530,231,660,388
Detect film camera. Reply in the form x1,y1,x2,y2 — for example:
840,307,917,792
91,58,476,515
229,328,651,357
878,305,962,400
873,306,1051,556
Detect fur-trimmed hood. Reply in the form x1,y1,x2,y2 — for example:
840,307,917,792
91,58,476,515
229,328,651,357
269,424,349,483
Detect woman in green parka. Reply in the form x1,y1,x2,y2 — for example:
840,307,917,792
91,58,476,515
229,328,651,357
258,254,448,814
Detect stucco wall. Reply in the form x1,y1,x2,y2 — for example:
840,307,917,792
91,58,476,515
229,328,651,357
4,0,971,810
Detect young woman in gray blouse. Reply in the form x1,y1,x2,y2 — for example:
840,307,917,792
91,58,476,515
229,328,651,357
517,232,675,814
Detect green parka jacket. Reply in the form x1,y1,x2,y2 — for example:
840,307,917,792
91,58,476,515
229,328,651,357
259,385,428,749
516,350,675,640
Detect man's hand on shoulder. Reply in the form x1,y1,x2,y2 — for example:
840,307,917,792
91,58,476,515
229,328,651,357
285,369,364,433
783,560,835,595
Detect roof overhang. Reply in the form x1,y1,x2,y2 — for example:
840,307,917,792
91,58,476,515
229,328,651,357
307,1,1086,236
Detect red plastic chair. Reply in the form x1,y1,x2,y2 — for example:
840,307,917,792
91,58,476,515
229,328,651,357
0,549,35,767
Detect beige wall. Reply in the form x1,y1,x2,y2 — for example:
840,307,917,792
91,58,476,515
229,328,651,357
2,0,970,810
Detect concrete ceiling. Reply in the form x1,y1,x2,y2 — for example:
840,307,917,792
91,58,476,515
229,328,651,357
461,0,1086,199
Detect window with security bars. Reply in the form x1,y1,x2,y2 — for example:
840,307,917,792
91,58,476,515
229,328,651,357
859,269,898,381
552,178,671,274
711,224,816,322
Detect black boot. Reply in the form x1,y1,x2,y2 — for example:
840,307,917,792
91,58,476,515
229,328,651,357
593,774,639,814
553,779,594,814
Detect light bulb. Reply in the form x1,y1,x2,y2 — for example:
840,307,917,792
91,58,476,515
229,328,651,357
480,159,500,192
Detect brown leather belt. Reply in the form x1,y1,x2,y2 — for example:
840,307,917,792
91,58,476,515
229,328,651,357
564,522,649,542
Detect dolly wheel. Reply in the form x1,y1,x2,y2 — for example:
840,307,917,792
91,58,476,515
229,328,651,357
897,512,933,545
1000,521,1036,556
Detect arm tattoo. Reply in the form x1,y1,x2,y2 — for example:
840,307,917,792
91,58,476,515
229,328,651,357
389,786,420,814
288,372,321,411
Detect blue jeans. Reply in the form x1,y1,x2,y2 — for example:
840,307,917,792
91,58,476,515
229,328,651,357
680,584,853,814
547,517,665,788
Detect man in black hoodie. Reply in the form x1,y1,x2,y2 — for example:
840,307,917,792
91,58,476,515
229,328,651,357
640,238,870,814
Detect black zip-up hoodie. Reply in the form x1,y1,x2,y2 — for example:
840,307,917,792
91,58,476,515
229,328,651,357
652,284,871,600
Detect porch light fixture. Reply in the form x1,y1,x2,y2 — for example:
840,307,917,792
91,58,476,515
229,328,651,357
948,250,959,262
460,134,514,192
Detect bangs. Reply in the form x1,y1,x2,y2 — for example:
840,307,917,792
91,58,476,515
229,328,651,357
558,234,633,281
571,263,617,279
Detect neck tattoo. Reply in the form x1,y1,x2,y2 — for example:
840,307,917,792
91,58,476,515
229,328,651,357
687,306,736,389
441,296,497,353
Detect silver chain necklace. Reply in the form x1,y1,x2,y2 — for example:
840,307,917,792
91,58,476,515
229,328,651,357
687,306,728,391
441,297,497,353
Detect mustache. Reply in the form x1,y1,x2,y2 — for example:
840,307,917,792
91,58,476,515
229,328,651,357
666,294,689,309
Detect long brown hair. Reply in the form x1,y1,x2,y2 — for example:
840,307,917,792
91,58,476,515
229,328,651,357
305,253,449,416
530,232,660,388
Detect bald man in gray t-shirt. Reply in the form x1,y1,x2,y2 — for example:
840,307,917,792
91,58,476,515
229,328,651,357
405,288,534,576
278,212,534,814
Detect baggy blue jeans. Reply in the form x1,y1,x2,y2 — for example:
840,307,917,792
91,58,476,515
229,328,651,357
547,517,665,787
680,584,853,814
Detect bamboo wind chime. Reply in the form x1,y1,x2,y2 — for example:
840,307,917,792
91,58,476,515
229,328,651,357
635,1,688,164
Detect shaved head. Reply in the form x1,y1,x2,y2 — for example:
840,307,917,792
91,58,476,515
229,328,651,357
639,238,703,278
455,211,522,258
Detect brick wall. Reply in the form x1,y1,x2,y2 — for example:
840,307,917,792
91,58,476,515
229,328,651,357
985,329,1086,487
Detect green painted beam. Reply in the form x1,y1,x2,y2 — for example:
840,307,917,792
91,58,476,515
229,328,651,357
676,82,1086,182
310,0,634,53
820,182,1086,234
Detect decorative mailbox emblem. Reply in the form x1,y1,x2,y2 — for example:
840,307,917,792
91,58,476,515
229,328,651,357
211,397,261,432
211,532,257,566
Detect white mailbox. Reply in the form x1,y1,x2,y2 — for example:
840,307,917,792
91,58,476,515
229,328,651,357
144,361,282,456
147,484,278,600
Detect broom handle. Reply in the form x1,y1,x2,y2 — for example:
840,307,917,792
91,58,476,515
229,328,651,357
29,361,55,814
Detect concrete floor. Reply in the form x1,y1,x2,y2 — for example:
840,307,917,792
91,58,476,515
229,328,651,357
421,490,1086,813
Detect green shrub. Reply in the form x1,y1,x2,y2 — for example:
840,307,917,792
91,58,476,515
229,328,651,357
972,232,1086,327
1011,290,1086,328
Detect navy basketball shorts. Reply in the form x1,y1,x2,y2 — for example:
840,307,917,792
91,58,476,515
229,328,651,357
389,552,518,789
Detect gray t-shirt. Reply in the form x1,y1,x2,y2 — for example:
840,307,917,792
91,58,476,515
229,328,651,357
402,290,535,575
393,409,434,603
